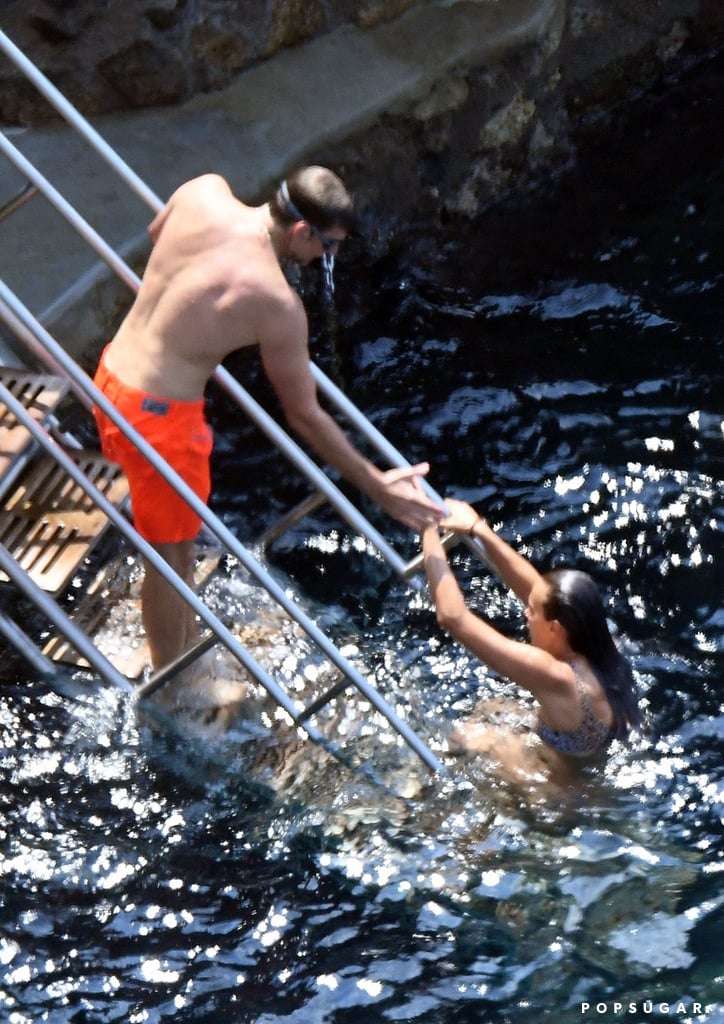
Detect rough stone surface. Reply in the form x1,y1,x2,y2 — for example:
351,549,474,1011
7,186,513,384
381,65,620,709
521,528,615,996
308,0,724,228
0,0,417,123
1,0,723,364
1,1,722,129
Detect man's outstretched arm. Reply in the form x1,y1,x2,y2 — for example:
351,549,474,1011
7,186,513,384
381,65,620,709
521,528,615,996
260,320,445,531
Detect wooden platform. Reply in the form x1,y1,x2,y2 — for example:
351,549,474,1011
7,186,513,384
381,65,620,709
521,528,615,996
0,367,68,483
0,450,129,594
0,364,130,593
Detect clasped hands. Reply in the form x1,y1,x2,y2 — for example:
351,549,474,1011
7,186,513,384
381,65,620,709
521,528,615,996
377,465,483,536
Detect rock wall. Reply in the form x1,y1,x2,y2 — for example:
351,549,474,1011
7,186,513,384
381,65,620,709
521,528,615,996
2,0,722,225
0,0,421,123
311,0,724,228
1,0,723,365
2,1,722,128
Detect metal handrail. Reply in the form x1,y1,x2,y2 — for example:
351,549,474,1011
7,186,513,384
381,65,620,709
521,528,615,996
0,130,412,574
0,27,457,773
0,282,445,773
0,26,449,544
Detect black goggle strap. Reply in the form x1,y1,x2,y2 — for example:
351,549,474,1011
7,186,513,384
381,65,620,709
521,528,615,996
278,179,306,224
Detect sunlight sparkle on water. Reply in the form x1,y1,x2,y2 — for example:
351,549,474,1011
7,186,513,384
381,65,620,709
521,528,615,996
645,436,675,452
253,905,291,948
357,977,385,997
553,473,586,495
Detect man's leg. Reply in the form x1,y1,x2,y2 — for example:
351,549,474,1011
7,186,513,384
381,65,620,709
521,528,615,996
141,540,198,669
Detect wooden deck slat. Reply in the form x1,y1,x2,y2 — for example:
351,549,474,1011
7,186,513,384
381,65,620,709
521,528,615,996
0,367,69,479
0,452,129,594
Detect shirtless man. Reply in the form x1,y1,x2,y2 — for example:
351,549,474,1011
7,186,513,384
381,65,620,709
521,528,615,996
94,167,445,669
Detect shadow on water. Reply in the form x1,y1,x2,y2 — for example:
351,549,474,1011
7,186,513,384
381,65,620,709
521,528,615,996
1,52,723,1024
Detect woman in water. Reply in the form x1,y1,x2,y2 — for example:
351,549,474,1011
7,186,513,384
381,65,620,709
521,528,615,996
422,499,640,773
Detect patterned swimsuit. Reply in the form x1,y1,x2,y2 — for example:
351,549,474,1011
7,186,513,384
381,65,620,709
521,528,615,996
536,668,615,758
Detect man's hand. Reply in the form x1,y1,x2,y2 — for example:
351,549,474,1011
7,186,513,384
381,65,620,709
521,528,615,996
375,463,447,532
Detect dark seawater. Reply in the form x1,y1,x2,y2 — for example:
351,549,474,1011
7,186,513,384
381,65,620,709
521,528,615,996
1,56,722,1024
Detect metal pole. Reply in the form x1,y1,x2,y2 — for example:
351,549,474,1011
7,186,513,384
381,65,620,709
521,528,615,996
0,543,134,692
0,131,142,294
0,287,445,772
0,29,164,212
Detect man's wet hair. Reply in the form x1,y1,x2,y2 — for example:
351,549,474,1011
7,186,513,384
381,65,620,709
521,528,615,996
270,166,356,234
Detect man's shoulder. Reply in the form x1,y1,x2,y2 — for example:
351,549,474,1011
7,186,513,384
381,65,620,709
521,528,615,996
253,277,306,346
184,172,231,193
169,174,235,211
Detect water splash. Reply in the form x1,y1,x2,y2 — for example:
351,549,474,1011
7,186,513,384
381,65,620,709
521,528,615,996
321,251,335,296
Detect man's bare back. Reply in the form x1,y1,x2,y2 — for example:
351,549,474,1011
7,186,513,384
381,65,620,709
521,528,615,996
103,174,304,401
93,167,445,669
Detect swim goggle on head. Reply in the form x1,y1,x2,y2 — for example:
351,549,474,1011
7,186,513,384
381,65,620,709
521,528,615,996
279,180,338,295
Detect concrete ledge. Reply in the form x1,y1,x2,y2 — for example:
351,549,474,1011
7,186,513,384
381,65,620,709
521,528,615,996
0,0,558,360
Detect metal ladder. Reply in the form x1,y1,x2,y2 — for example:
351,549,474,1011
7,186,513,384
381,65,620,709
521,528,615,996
0,29,486,774
0,299,448,775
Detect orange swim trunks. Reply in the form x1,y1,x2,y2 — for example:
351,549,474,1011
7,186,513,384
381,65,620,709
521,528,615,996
93,348,213,543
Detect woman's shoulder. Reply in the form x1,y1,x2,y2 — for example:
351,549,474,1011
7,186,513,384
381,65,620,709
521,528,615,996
507,645,579,707
570,658,615,728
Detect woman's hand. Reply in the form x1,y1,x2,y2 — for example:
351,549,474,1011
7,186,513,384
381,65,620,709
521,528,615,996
440,497,481,535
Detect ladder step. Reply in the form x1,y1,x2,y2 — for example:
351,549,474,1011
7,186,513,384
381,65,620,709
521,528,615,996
402,530,460,577
0,182,38,224
0,450,128,594
42,547,222,678
255,490,327,547
295,675,353,724
0,366,69,484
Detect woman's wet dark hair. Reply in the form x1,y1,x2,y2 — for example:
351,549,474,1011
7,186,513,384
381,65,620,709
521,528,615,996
543,569,641,739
